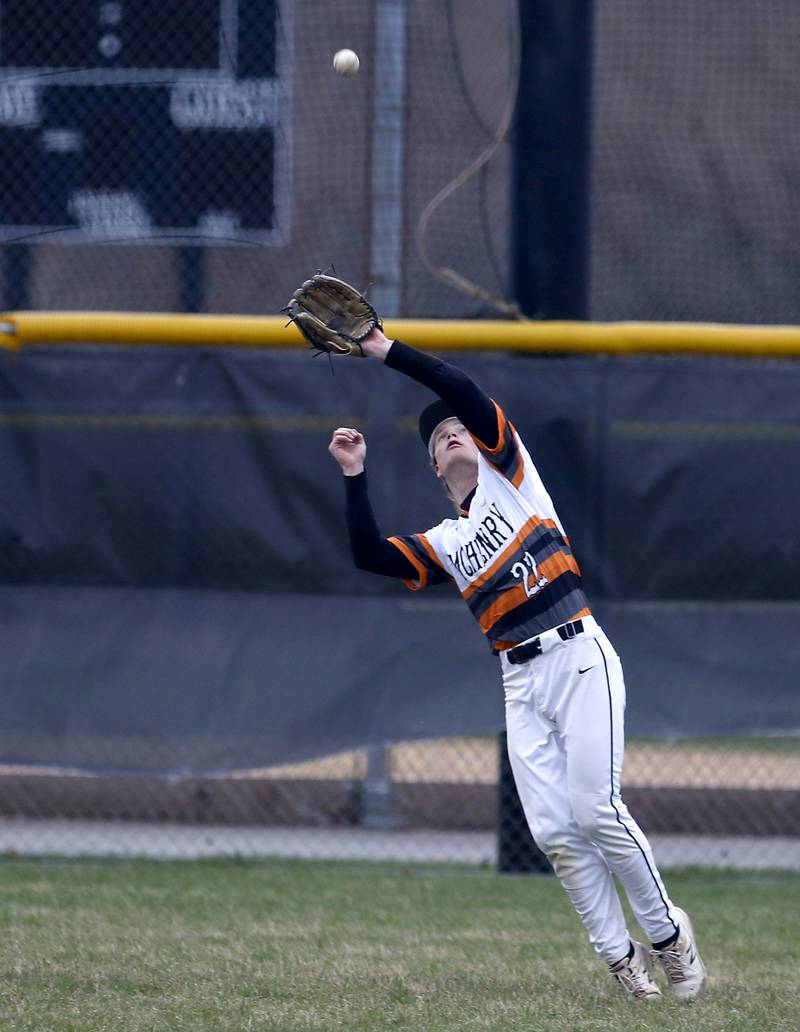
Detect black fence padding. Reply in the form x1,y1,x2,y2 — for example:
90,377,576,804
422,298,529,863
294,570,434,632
0,346,798,773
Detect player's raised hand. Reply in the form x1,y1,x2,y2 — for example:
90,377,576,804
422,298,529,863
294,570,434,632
359,326,393,360
329,427,366,475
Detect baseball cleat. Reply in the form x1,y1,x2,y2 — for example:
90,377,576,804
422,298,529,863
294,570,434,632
652,907,707,999
609,941,662,1000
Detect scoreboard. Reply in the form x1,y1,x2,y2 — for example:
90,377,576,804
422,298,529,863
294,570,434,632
0,0,287,244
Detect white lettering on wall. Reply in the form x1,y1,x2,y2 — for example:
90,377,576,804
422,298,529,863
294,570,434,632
170,81,278,130
0,83,39,127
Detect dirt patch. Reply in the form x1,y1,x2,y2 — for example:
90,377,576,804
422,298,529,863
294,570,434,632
246,737,800,790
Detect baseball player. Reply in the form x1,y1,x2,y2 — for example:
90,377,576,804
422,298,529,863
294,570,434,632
328,328,706,998
286,275,707,999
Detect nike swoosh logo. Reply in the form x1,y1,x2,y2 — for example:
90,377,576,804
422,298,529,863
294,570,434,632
578,666,595,675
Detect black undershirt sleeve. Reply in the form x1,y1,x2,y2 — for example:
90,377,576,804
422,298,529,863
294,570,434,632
384,339,500,448
344,470,416,578
341,341,497,580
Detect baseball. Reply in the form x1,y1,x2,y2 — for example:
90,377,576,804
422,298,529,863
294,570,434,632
333,49,360,77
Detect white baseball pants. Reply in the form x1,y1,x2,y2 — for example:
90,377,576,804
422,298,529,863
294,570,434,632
500,616,679,965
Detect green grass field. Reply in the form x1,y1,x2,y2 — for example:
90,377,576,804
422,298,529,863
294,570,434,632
0,857,797,1032
632,736,800,754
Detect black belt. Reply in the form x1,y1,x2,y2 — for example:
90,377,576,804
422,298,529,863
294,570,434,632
506,619,585,665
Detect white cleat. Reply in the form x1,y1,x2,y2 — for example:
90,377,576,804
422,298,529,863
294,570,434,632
652,907,707,999
610,941,663,1000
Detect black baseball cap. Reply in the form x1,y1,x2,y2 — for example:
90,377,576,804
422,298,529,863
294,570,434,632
418,400,457,450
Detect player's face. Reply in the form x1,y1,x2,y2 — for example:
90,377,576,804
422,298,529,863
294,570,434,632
431,418,479,478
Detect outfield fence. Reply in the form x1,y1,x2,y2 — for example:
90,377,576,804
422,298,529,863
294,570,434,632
1,341,799,870
1,1,798,326
0,735,799,869
1,0,799,873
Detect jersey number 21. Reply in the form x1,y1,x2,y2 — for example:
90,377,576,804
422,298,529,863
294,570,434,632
511,551,548,598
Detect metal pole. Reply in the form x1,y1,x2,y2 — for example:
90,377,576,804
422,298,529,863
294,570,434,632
359,0,408,831
178,246,206,314
497,732,551,873
368,0,407,315
4,245,31,311
512,0,593,319
360,743,402,830
501,0,594,872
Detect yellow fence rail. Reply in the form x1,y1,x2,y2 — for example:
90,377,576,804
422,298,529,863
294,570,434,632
2,310,800,357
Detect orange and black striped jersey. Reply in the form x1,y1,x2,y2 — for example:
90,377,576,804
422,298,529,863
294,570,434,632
389,401,591,652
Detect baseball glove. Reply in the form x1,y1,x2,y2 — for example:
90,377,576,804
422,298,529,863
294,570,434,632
284,274,382,357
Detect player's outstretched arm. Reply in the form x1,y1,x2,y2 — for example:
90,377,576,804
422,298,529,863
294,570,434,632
360,328,500,450
286,273,498,448
327,428,415,579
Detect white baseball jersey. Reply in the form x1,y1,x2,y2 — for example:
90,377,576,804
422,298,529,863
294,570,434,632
389,401,591,651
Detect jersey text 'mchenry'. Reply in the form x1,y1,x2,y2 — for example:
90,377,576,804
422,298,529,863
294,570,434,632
447,503,514,578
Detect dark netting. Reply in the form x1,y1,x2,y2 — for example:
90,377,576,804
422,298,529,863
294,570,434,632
591,1,800,323
3,3,799,324
0,346,798,869
0,0,517,319
0,2,798,871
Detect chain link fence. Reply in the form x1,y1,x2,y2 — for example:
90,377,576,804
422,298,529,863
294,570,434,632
0,0,799,871
1,735,798,868
0,0,518,319
1,1,796,322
